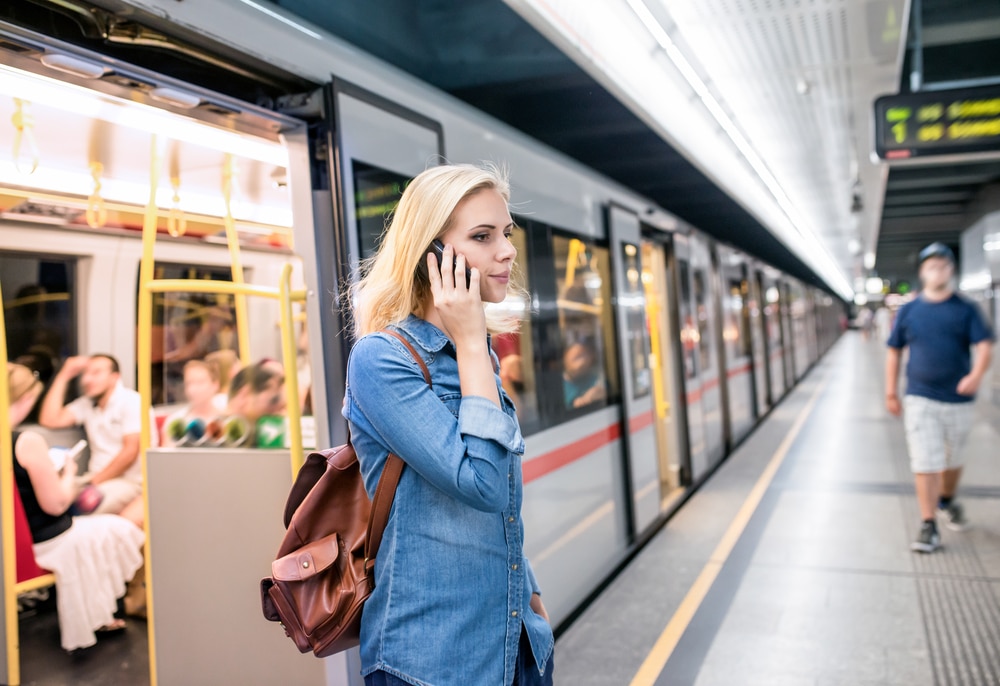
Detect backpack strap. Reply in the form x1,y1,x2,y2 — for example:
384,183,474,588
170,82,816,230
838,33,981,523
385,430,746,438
364,328,432,576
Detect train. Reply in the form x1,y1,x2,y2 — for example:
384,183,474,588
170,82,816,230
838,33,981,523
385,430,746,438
0,2,844,684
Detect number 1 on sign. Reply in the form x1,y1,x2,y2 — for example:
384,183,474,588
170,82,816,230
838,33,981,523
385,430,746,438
891,121,907,144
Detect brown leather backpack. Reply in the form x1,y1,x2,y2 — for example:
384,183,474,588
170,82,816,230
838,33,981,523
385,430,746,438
260,330,429,657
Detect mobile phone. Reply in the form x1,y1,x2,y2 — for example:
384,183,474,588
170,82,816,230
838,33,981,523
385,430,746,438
66,439,87,461
49,439,87,471
429,239,472,288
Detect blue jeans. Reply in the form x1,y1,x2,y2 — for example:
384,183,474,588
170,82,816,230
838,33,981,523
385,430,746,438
364,629,554,686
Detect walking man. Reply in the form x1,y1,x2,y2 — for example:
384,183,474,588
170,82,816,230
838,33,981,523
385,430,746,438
885,242,993,553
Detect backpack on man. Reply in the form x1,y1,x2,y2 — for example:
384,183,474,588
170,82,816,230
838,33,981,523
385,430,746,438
259,330,429,657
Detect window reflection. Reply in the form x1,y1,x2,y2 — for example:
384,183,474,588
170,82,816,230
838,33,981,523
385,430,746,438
553,236,618,411
148,264,238,405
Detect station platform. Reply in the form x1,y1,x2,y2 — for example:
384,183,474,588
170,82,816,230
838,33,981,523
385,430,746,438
556,332,1000,686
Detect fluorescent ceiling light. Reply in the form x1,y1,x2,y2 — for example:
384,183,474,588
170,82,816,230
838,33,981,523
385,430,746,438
234,0,324,40
0,160,292,227
624,0,852,297
149,87,201,109
0,64,287,167
39,53,109,79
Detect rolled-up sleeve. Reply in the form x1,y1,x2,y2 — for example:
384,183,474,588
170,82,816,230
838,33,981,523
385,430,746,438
347,334,518,512
459,396,524,454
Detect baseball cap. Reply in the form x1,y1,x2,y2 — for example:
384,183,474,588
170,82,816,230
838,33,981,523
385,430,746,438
918,242,954,265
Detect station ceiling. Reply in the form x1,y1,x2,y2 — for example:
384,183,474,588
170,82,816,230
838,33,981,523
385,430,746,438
9,1,1000,294
254,0,840,293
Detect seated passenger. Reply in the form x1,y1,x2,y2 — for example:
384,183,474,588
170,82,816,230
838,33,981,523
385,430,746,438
162,359,225,446
205,349,241,407
221,362,286,446
7,363,144,653
226,362,286,421
563,340,606,409
499,353,525,410
38,354,153,515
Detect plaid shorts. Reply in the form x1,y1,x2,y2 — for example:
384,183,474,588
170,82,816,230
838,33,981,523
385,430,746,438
903,395,976,474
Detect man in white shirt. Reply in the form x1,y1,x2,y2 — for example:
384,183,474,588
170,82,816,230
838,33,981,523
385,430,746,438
39,354,146,516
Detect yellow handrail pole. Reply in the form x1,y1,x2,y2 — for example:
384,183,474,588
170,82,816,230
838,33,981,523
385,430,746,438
137,135,161,686
278,263,304,478
565,238,583,288
222,154,251,365
0,281,22,686
147,280,285,299
643,278,670,421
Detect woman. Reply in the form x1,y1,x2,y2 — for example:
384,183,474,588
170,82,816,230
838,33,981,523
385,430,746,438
344,164,554,685
6,363,145,653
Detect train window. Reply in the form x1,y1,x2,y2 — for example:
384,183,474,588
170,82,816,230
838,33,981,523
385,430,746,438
146,264,238,406
553,235,619,412
725,278,751,360
678,259,698,379
490,226,539,428
692,269,713,370
621,243,651,400
352,161,409,259
0,252,77,419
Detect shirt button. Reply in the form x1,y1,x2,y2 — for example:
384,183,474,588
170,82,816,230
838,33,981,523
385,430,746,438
511,611,518,617
508,517,515,522
511,564,518,570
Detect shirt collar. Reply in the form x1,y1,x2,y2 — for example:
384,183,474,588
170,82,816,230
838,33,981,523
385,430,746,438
393,314,455,355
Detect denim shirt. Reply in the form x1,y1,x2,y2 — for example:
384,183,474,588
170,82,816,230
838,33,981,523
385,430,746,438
343,315,554,686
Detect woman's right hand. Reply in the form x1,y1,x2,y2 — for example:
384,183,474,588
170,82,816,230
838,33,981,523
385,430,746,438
427,244,486,347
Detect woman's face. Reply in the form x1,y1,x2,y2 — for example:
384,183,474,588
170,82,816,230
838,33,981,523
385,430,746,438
184,365,220,407
438,189,517,304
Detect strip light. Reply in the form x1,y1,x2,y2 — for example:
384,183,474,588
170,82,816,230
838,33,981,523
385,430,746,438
624,0,853,299
0,64,288,168
234,0,325,40
0,160,293,227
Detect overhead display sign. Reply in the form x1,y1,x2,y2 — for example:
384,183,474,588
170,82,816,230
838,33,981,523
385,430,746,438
874,86,1000,160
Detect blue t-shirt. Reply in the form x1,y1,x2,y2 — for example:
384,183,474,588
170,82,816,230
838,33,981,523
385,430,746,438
887,293,994,403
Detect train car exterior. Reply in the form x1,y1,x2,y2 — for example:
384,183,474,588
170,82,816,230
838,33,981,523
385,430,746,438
0,4,846,684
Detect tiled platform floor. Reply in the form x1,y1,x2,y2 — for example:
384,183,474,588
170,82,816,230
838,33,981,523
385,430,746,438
556,333,1000,686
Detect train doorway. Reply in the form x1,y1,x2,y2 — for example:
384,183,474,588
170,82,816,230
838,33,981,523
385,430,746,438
640,240,687,511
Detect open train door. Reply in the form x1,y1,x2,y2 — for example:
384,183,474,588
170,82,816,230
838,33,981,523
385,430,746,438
606,205,659,536
305,81,443,685
310,80,444,444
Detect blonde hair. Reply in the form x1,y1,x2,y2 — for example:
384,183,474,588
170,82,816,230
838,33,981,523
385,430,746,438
349,163,523,338
7,363,42,404
204,349,240,392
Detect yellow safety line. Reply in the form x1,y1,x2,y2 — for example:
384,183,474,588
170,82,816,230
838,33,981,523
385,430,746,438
629,376,829,686
0,280,21,686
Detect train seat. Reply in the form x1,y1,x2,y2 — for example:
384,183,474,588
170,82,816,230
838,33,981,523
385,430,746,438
12,484,55,587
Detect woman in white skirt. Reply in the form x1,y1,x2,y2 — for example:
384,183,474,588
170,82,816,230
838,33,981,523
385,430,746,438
7,363,145,652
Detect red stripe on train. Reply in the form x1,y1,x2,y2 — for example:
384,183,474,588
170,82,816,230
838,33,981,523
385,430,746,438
522,423,620,484
629,409,654,433
522,409,653,484
684,362,753,404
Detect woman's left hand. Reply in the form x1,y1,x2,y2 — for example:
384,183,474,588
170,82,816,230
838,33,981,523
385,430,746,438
530,593,550,624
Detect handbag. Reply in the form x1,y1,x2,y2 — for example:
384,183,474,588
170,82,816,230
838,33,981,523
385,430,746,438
260,329,430,657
